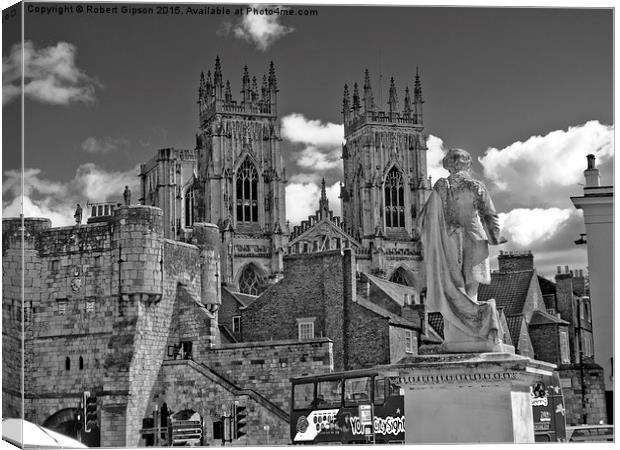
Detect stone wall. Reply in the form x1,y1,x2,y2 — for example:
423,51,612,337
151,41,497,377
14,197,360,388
241,250,352,370
3,210,223,447
149,360,290,446
346,302,390,369
529,323,563,365
559,364,607,425
204,338,333,412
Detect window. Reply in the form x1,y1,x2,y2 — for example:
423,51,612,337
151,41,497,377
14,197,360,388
236,159,258,223
316,379,341,408
179,341,193,360
79,356,84,370
559,330,570,364
297,318,315,340
232,316,241,334
184,188,195,227
374,378,385,404
51,260,60,271
582,331,594,358
384,167,405,227
65,357,71,371
344,377,371,406
94,255,101,268
405,330,414,353
238,265,263,295
57,299,67,315
390,267,409,286
293,382,315,410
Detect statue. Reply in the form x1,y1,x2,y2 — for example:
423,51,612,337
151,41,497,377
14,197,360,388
419,148,510,353
123,186,131,206
74,204,82,225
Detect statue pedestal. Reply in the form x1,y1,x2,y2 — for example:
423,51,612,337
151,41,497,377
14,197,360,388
383,353,556,444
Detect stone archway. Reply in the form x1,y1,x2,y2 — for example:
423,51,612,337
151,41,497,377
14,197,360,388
42,407,79,439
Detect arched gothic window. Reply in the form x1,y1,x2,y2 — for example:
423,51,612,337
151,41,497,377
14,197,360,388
384,167,405,227
390,267,409,286
239,265,263,296
184,188,195,228
236,159,258,223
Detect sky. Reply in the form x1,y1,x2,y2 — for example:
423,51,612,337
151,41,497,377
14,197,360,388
1,1,614,279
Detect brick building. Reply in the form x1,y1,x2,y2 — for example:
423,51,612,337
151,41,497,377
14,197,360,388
241,248,424,371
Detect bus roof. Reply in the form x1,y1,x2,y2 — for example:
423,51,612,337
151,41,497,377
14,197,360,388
290,368,380,383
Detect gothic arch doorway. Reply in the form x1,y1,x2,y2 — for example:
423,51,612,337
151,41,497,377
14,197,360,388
237,263,265,296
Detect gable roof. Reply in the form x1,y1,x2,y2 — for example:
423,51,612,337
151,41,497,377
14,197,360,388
354,296,420,330
478,270,535,316
537,276,557,296
288,217,360,248
222,286,258,308
427,312,444,339
505,314,525,347
529,310,570,326
362,272,418,305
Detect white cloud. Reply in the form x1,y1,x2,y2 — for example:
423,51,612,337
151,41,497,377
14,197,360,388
479,121,613,206
498,207,574,247
2,164,140,227
286,181,341,225
281,113,344,147
281,113,344,172
426,134,450,185
232,5,294,51
81,136,128,154
3,41,100,106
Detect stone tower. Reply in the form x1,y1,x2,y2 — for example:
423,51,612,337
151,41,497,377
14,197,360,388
192,57,288,291
340,69,430,285
194,57,287,235
341,68,430,243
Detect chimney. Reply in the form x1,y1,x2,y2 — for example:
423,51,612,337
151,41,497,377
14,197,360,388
498,250,534,272
584,154,601,188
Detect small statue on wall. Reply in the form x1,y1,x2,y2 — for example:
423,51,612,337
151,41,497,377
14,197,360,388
74,203,82,225
123,186,131,206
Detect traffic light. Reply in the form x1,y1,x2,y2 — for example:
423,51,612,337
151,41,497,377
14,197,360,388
84,392,98,433
233,404,246,439
74,404,84,431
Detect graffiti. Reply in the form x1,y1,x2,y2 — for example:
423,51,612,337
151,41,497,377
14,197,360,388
348,415,405,436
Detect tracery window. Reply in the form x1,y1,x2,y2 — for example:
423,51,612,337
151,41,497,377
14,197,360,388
239,265,263,295
184,188,195,227
236,159,258,223
390,267,409,286
384,167,405,227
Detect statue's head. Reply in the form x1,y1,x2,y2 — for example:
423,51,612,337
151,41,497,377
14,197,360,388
442,148,472,174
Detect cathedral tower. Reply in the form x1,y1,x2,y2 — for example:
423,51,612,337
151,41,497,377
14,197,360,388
194,58,287,234
192,57,288,292
341,68,430,243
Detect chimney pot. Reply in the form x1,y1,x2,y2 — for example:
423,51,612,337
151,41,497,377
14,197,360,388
565,265,569,273
557,266,561,274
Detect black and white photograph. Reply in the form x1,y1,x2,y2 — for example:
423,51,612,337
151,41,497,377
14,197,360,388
1,1,614,446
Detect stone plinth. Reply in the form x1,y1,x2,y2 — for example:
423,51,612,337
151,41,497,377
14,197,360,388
380,353,556,444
